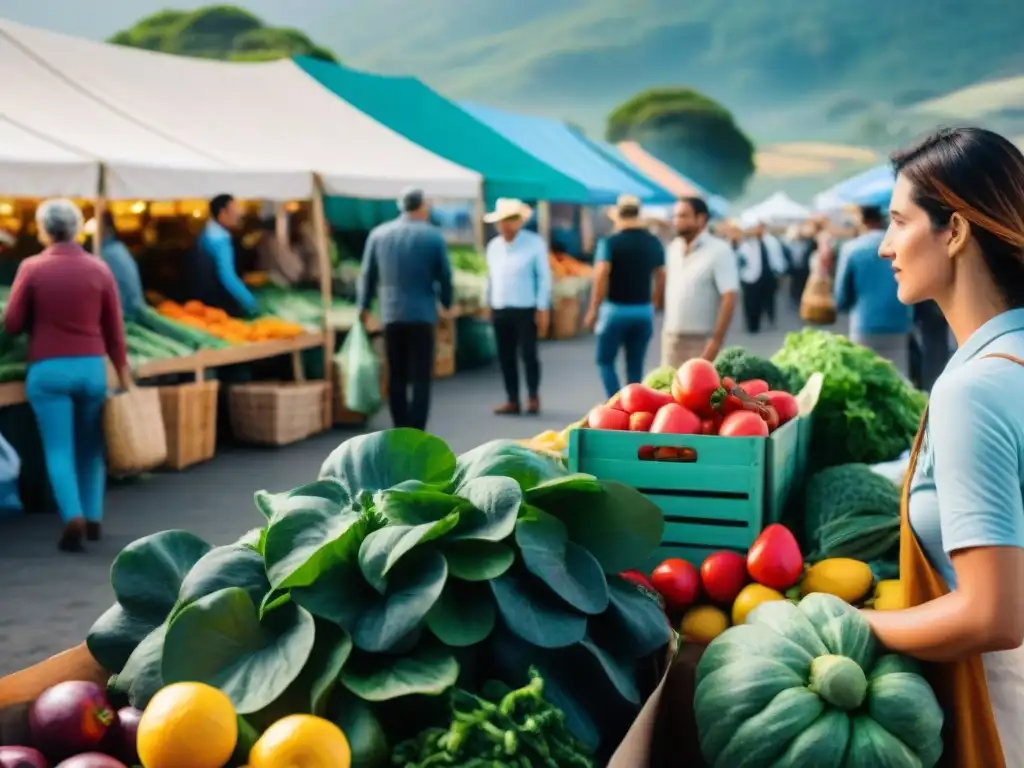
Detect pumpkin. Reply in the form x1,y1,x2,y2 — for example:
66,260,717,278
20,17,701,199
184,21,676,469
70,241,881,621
694,593,943,768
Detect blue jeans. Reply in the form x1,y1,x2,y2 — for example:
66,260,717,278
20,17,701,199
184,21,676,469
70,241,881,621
26,356,107,524
595,303,654,398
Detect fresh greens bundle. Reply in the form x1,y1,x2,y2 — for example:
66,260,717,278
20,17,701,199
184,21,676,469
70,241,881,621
771,329,927,468
87,430,671,765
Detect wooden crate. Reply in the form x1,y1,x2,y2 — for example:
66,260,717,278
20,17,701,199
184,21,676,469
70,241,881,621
228,381,329,446
158,381,219,470
434,315,456,379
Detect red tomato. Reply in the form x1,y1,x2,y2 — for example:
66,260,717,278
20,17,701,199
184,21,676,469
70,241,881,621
587,405,630,431
650,403,702,435
765,390,799,425
650,558,700,610
673,359,721,417
699,551,749,604
607,392,626,411
739,378,770,397
620,570,665,609
619,383,674,414
747,524,804,590
638,445,656,460
718,410,769,437
629,411,655,431
700,418,718,435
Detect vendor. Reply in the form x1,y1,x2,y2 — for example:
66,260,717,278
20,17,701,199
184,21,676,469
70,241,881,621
864,127,1024,763
84,212,144,320
189,193,258,317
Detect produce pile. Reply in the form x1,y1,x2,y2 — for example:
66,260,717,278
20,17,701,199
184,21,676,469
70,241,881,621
770,329,927,468
155,300,306,344
253,286,354,329
548,253,592,279
59,430,672,766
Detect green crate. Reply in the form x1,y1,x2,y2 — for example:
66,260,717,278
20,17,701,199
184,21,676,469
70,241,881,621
569,417,804,570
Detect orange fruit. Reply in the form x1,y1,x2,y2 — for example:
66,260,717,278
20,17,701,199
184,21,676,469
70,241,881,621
137,682,237,768
249,714,351,768
680,605,730,644
731,583,785,625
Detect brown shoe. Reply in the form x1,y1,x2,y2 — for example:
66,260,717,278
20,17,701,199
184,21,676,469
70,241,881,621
526,397,541,415
59,517,86,553
86,522,102,542
493,401,521,415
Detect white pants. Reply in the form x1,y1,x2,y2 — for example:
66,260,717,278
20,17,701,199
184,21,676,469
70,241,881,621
984,644,1024,762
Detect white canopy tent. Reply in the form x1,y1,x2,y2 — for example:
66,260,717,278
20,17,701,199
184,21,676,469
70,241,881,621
0,117,99,198
0,19,481,201
739,191,810,227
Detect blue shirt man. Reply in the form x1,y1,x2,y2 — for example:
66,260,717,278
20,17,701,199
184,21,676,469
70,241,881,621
358,188,452,432
195,194,258,316
483,198,553,415
89,213,144,320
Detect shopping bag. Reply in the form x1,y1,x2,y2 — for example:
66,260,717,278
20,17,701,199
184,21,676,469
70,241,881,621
336,322,381,416
799,272,837,325
0,428,21,516
103,386,168,476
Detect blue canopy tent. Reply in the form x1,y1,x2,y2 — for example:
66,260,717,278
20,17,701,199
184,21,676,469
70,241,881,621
814,164,895,211
459,102,660,205
572,134,675,204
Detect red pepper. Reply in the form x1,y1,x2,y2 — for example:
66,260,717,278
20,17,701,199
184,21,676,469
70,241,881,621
710,378,780,430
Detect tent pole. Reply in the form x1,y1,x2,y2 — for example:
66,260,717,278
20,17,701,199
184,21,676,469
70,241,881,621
92,166,107,255
579,205,595,255
274,203,289,250
536,201,552,242
311,175,334,429
472,182,486,253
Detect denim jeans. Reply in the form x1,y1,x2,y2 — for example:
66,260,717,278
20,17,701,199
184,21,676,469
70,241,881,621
595,303,654,398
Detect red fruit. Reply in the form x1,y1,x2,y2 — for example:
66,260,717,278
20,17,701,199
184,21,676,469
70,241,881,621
650,403,701,435
587,405,630,431
718,410,769,437
29,680,114,761
699,418,718,435
765,390,800,425
607,392,626,411
700,551,749,604
55,756,127,768
0,747,48,768
651,558,700,610
747,524,804,590
621,569,655,590
629,411,655,431
638,445,656,460
673,359,721,416
739,378,770,396
619,383,674,414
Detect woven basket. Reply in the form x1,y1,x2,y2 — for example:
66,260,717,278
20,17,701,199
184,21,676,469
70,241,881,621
799,275,838,326
228,381,329,446
103,387,168,476
552,296,580,339
434,317,456,379
158,381,219,470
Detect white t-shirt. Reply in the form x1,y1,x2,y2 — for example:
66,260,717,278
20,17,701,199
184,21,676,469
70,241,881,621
663,232,740,335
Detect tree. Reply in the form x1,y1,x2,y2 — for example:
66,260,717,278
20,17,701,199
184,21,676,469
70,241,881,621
108,5,338,64
606,87,756,199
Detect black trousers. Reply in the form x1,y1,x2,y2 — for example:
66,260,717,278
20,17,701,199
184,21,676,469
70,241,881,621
741,278,776,333
383,321,435,431
492,308,540,403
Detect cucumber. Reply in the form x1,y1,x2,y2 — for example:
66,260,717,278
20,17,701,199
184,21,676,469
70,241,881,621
137,307,228,349
124,323,193,358
0,362,27,382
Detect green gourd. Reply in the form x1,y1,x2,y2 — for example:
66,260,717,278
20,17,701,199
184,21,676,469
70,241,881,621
694,593,944,768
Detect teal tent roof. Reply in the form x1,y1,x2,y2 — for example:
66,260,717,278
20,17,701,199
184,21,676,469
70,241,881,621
295,56,589,204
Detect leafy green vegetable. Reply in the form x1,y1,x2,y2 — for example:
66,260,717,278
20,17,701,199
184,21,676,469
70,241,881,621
88,428,671,754
714,346,792,392
771,329,927,468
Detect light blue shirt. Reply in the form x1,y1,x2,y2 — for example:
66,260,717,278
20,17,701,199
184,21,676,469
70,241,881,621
909,308,1024,588
99,238,144,320
834,229,911,335
357,215,453,325
484,229,552,310
198,221,257,314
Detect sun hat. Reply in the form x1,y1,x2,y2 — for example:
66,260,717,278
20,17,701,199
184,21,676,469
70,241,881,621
607,193,643,225
483,198,533,224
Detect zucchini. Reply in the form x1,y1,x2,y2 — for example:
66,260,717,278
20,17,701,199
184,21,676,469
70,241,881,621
137,307,228,349
0,362,27,382
124,323,193,358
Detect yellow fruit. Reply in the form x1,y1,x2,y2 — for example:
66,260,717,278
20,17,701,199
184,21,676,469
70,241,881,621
249,714,351,768
800,558,874,604
873,579,907,611
681,605,730,644
732,583,785,625
137,682,237,768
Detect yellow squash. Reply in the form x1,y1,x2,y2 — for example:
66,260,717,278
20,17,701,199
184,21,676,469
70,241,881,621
681,605,730,644
732,583,785,625
873,579,907,611
800,558,874,604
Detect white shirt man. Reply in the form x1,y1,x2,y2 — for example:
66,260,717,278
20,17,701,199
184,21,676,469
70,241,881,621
735,223,788,333
662,198,739,367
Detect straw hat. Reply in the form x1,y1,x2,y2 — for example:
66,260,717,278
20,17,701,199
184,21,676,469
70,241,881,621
483,198,533,224
607,193,643,226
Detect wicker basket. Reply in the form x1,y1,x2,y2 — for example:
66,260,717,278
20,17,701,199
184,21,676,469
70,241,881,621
103,387,168,476
158,381,219,470
228,381,329,446
552,296,580,339
434,316,456,379
799,274,838,326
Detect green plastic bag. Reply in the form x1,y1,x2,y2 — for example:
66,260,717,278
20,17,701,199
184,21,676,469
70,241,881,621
336,323,381,415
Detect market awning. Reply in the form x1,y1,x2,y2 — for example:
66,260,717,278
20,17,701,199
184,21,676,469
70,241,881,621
814,164,894,211
0,116,99,198
616,141,731,218
459,102,659,205
573,135,675,205
295,57,588,205
740,191,810,227
0,19,481,201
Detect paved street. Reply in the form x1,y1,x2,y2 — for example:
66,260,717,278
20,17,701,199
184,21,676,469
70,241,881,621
0,296,816,675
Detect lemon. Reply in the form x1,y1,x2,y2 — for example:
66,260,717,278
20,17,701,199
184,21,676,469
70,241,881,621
732,583,785,625
800,558,874,604
680,605,730,644
137,682,237,768
249,714,351,768
873,579,907,611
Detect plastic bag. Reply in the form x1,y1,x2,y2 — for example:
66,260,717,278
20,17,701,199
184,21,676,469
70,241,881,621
336,323,381,415
0,428,22,516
